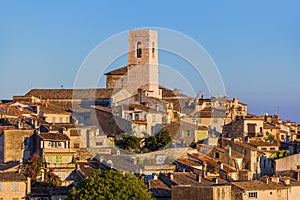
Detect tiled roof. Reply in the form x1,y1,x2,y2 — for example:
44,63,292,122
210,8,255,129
38,104,71,115
159,172,229,187
159,86,189,98
39,132,70,141
0,172,26,181
188,153,236,173
93,105,112,113
249,140,277,147
148,179,171,197
25,88,114,99
176,158,202,167
264,122,279,129
231,179,287,190
245,114,264,120
192,109,226,118
104,65,128,75
30,185,72,196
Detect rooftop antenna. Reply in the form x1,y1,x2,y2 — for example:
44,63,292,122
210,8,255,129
275,106,280,115
30,80,33,89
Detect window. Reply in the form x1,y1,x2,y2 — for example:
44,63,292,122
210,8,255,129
52,117,56,123
70,130,81,136
152,115,156,122
74,143,80,148
261,148,267,151
215,152,220,159
186,130,191,137
270,147,276,151
66,117,69,122
0,183,4,191
12,198,19,200
59,117,63,123
11,183,19,191
56,156,62,163
247,124,256,137
137,41,142,58
48,156,52,163
24,137,29,150
248,192,257,198
213,118,218,124
135,114,139,120
152,42,155,58
96,141,103,146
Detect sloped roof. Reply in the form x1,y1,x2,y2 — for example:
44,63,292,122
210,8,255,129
231,179,287,191
25,88,114,100
0,172,26,181
104,65,128,75
38,132,70,141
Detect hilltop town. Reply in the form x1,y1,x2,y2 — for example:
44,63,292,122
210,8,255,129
0,30,299,200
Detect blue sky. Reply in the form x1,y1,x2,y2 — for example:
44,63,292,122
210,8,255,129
0,1,300,122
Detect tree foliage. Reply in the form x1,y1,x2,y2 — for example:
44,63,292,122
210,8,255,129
66,170,154,200
115,129,172,153
21,153,43,180
21,154,61,186
264,132,277,145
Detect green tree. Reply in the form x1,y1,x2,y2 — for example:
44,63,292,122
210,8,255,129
115,134,141,152
143,129,172,152
66,170,154,200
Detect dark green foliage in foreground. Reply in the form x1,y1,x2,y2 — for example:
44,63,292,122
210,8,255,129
66,170,154,200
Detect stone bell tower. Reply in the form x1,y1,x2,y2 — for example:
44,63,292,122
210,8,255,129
127,30,160,99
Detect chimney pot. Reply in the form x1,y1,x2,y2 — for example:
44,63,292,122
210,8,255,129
153,173,158,180
196,174,201,183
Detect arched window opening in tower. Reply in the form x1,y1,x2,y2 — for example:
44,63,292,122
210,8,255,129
152,42,155,58
137,41,142,58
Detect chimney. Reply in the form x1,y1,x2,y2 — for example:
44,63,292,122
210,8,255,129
218,162,223,170
153,173,158,180
284,178,290,185
26,177,31,195
227,146,231,157
132,157,137,165
196,174,201,183
296,171,300,181
99,156,104,162
262,176,269,184
213,178,218,184
271,176,279,183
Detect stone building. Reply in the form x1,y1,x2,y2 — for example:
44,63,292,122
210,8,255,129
148,172,231,200
0,129,34,164
0,172,31,200
222,114,264,140
35,132,76,180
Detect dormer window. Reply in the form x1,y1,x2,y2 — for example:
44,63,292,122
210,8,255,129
137,41,142,58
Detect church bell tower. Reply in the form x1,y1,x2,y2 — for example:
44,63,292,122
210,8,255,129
127,30,160,99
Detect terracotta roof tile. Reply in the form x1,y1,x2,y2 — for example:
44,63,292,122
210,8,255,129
104,65,128,75
25,88,114,100
39,132,70,141
0,172,26,181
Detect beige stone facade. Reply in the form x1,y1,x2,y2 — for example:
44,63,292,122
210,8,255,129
0,129,34,163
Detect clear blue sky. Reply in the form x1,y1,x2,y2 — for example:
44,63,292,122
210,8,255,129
0,1,300,122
